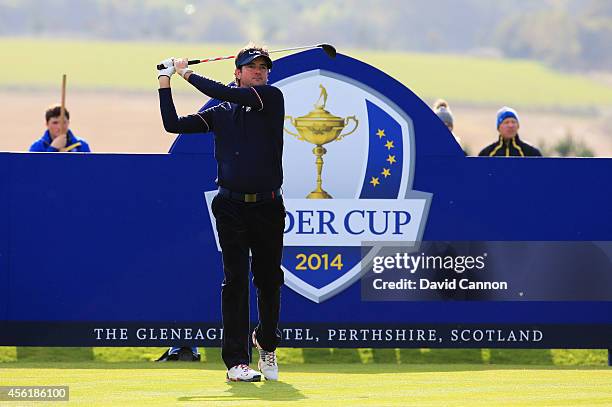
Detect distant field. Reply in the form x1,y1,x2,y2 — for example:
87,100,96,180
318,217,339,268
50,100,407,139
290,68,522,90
3,37,612,108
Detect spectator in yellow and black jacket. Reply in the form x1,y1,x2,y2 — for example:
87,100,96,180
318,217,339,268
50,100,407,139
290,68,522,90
478,106,541,157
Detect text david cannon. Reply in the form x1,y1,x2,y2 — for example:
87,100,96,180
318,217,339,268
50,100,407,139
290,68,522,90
372,278,508,291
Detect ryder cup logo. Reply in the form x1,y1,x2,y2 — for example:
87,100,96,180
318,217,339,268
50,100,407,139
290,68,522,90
206,67,432,303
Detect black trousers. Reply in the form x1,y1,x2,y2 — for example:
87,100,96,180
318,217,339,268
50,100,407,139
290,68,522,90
211,193,285,369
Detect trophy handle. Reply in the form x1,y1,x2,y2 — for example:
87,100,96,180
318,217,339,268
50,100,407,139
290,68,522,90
336,116,359,141
284,116,304,140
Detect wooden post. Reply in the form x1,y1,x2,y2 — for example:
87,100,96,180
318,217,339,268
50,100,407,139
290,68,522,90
59,74,67,146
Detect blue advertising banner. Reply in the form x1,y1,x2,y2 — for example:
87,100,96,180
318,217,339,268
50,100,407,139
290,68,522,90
0,50,611,348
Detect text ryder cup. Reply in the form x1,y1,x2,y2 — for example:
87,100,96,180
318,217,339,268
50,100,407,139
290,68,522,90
206,197,429,247
284,209,410,236
280,199,429,246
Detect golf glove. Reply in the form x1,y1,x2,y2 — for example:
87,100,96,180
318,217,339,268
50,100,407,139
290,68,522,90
174,58,193,79
157,58,176,78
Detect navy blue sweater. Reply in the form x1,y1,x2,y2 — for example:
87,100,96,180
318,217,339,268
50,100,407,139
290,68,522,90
159,74,285,193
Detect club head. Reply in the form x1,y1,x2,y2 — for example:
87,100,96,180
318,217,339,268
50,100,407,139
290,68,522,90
318,44,337,59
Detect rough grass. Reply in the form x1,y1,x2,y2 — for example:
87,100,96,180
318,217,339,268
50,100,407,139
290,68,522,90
2,38,612,108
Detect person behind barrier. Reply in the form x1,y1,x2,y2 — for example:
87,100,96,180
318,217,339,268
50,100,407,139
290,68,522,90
157,44,285,382
432,98,463,150
478,106,541,157
29,105,91,152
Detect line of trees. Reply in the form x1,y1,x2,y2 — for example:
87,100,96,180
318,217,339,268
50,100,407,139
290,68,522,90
1,0,610,71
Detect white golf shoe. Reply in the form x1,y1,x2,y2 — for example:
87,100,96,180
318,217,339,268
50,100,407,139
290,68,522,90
226,364,261,382
252,332,279,381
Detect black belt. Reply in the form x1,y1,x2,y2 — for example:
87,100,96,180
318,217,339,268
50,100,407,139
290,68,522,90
218,187,282,203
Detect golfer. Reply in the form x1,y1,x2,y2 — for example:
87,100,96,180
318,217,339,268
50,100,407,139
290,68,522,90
157,44,285,382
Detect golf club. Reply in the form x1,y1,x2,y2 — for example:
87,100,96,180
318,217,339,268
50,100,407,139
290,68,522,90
156,43,336,70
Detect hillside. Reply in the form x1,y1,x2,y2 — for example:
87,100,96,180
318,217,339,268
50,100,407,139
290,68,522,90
3,38,612,109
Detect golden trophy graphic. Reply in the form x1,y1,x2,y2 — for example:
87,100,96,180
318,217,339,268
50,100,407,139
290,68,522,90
284,84,359,198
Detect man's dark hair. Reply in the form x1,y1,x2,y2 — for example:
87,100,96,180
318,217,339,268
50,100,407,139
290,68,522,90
45,105,70,122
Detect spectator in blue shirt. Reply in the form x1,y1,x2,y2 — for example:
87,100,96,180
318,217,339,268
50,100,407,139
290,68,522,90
29,105,91,152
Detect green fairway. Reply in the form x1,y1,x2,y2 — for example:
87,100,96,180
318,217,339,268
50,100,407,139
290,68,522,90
3,37,612,108
1,362,611,406
1,346,609,366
